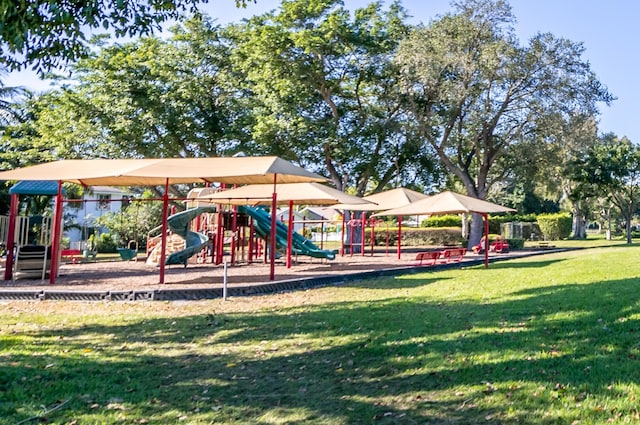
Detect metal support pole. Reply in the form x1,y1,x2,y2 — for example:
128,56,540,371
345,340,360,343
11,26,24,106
286,200,293,268
4,194,18,281
397,215,403,260
159,179,170,284
269,174,278,280
49,181,63,284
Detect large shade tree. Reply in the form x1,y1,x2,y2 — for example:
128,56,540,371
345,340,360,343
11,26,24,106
570,134,640,244
394,0,613,244
20,17,254,160
228,0,440,193
0,0,259,72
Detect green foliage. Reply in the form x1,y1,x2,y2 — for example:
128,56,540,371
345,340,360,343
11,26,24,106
537,212,572,240
506,237,525,249
569,134,640,243
94,192,163,248
367,227,464,246
395,0,612,243
421,215,462,228
95,233,117,253
228,0,440,192
0,0,210,73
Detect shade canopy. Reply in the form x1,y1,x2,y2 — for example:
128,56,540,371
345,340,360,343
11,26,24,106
9,180,64,195
198,182,374,206
333,187,428,211
374,191,516,216
0,157,328,186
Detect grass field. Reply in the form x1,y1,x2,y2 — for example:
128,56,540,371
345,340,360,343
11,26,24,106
2,244,640,424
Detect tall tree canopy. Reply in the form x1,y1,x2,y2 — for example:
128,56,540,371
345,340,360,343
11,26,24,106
12,17,254,160
0,0,259,73
228,0,440,193
394,0,613,242
570,134,640,244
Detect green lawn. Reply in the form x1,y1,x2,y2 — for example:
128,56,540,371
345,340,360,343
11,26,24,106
2,245,640,424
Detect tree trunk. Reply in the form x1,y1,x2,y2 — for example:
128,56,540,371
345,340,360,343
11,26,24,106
571,201,586,239
467,213,484,250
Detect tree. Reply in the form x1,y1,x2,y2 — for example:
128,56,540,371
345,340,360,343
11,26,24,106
394,0,613,245
94,190,164,248
228,0,440,193
17,17,254,162
0,0,257,73
570,134,640,244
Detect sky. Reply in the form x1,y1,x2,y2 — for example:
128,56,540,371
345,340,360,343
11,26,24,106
6,0,638,141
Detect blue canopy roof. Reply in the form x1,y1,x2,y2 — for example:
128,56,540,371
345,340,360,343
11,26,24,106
9,180,64,196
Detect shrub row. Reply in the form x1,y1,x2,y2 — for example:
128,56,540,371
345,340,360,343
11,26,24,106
419,211,571,241
536,212,572,240
363,227,464,247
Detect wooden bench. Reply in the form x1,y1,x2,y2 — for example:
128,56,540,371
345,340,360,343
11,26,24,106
414,251,441,266
440,248,466,263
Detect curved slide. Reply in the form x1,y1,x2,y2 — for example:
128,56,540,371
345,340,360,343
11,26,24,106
165,206,216,266
239,206,336,260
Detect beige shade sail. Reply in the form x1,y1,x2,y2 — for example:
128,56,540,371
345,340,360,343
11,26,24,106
332,187,428,211
198,182,375,206
0,156,328,186
373,191,516,217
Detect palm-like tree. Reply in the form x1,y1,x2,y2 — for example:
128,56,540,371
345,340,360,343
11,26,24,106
0,68,27,129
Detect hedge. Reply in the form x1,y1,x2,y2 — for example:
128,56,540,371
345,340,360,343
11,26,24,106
536,212,572,240
364,227,464,246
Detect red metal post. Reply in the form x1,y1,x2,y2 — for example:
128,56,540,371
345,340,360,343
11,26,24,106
269,175,278,280
349,219,354,257
4,193,18,281
397,215,403,260
248,218,254,264
286,200,293,268
370,217,375,256
48,181,64,284
230,205,238,265
215,206,224,265
484,213,489,268
360,212,366,256
159,179,169,284
340,212,345,256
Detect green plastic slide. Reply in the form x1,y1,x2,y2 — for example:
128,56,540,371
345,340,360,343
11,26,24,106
239,206,335,260
165,207,216,266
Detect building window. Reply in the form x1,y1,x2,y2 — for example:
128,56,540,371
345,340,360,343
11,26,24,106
98,194,111,210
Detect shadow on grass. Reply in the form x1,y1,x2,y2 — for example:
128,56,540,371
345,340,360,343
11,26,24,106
344,276,445,289
482,258,566,269
3,275,640,423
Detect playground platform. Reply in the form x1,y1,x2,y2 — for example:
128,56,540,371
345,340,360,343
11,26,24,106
0,248,564,301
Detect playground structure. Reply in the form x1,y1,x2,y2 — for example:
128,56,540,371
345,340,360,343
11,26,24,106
0,181,58,280
145,203,338,268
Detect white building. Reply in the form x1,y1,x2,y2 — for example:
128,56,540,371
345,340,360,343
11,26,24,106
65,186,128,247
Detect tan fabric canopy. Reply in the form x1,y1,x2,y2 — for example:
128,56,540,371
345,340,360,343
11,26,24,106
373,191,515,216
332,187,428,211
0,157,327,186
197,182,374,206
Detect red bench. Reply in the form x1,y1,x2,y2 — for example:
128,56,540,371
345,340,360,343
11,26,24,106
440,248,466,263
61,249,82,264
414,251,441,266
490,241,510,253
